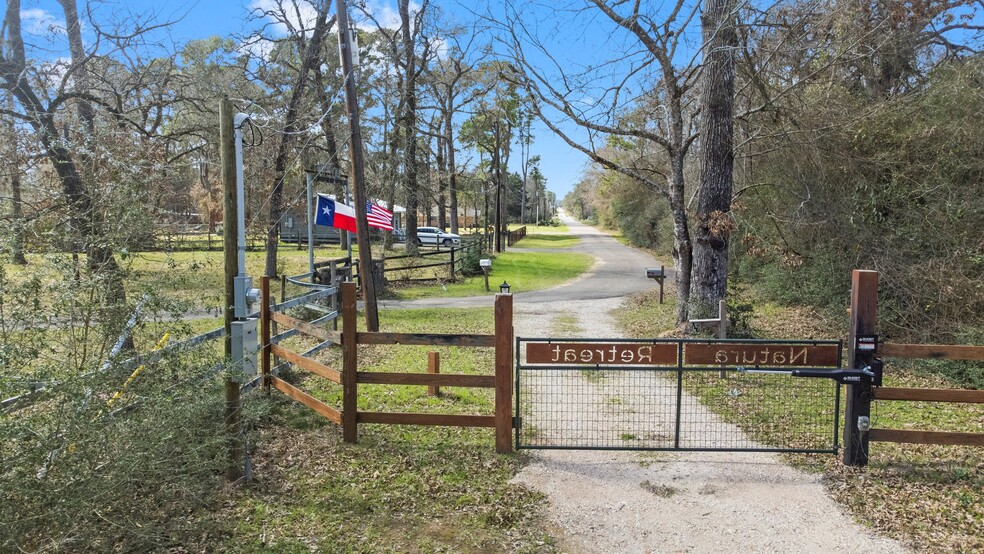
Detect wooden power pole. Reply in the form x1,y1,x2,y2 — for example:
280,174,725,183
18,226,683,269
219,97,244,482
335,0,379,331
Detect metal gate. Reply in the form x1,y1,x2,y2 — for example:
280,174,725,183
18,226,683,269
515,338,842,453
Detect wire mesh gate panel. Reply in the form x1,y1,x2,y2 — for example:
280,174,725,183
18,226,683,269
515,338,842,453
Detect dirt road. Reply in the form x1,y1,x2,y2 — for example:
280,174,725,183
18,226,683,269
387,214,908,553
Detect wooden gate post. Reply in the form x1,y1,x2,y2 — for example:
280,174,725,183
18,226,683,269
494,292,514,453
844,269,877,466
342,282,359,443
260,276,271,392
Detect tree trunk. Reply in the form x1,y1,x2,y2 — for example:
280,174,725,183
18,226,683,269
668,153,692,323
10,171,27,265
437,133,447,229
689,0,737,320
446,113,460,233
492,129,502,253
264,8,332,277
4,0,130,323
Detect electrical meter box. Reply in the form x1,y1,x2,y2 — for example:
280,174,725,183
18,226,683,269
231,319,258,381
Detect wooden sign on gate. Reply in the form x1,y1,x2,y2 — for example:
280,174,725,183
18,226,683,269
526,342,677,366
683,342,839,368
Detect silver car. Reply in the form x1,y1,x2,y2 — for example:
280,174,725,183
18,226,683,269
415,226,461,246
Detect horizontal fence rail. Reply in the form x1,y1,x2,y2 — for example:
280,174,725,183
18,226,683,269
870,341,984,448
873,387,984,403
880,342,984,361
259,278,516,453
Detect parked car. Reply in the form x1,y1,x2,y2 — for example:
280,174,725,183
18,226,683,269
415,226,461,246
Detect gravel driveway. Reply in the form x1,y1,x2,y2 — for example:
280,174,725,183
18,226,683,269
388,214,908,553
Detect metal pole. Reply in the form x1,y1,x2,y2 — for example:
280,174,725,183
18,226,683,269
234,114,248,277
306,172,315,275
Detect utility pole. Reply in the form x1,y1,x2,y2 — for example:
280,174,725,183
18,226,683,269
335,0,379,331
219,97,244,482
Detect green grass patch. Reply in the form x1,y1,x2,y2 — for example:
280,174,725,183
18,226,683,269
612,283,681,338
513,222,569,235
512,233,581,249
223,306,557,552
391,251,593,300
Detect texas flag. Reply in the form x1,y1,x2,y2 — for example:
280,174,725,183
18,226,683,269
315,193,357,233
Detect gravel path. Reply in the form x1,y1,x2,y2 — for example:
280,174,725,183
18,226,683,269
390,213,909,552
510,296,907,553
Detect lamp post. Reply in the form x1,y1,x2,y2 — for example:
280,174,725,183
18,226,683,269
499,281,511,294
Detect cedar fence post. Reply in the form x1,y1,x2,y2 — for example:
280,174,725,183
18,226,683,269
260,276,271,392
342,281,358,443
427,351,440,396
494,292,514,453
843,269,877,466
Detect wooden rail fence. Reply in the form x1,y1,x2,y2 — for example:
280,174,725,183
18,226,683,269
353,238,484,284
259,277,514,453
843,270,984,466
871,342,984,447
506,226,527,247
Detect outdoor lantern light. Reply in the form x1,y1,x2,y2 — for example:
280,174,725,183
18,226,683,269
499,281,511,294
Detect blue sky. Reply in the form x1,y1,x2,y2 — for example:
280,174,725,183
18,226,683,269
18,0,602,199
16,1,984,201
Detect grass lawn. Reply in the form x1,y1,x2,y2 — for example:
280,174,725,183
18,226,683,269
612,285,983,553
221,306,556,552
508,222,570,235
511,233,581,249
390,250,593,300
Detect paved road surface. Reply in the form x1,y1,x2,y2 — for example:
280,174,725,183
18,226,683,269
379,213,669,309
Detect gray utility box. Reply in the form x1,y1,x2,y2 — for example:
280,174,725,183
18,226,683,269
231,319,259,381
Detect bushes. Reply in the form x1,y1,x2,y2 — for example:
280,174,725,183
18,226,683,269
0,350,239,551
0,253,247,551
735,59,984,342
457,241,485,277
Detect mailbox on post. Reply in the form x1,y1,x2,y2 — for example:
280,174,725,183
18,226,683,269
480,258,492,291
646,267,665,279
646,265,666,304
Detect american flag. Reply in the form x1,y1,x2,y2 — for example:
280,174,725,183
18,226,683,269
366,202,394,230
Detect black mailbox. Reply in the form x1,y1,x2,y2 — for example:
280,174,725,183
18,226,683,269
646,267,665,279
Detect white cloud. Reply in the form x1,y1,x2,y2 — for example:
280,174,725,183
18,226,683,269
355,0,421,31
237,36,276,60
20,8,66,36
249,0,320,37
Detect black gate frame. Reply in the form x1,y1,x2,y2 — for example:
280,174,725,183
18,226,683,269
515,337,842,454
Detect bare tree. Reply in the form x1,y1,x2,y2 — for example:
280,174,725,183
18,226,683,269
500,0,701,321
1,0,131,309
423,29,486,234
245,0,336,277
